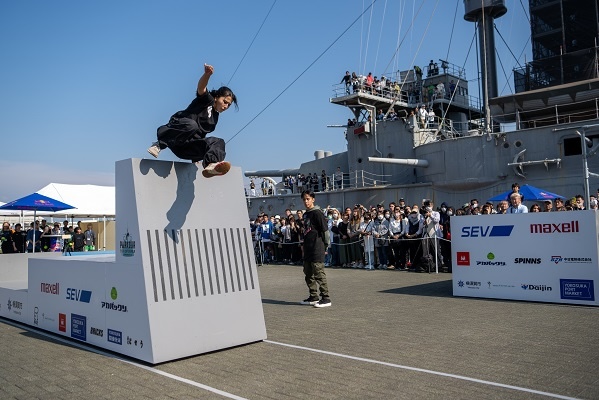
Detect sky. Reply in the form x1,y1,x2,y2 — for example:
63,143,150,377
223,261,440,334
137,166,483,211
0,0,532,202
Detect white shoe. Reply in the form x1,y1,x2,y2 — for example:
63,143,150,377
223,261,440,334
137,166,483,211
202,161,231,178
147,142,161,158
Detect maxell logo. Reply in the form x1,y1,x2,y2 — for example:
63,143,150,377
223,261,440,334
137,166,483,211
40,282,60,295
530,221,579,234
66,288,92,303
521,284,553,291
461,225,514,237
514,258,542,264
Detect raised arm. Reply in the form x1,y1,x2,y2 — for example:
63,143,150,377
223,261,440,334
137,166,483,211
196,63,214,95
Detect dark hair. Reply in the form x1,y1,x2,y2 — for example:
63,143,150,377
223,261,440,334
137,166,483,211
301,189,315,199
210,86,238,111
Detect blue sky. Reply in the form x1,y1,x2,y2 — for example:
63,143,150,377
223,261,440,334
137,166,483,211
0,0,531,202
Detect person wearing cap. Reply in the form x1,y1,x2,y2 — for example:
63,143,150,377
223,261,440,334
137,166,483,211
421,201,443,272
419,105,427,128
543,200,554,212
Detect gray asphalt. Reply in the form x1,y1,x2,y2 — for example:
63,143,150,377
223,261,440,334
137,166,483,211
1,265,598,400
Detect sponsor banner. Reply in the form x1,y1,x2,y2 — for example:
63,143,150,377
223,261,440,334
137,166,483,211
452,211,599,306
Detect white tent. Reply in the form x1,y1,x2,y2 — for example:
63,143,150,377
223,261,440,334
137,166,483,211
36,183,115,217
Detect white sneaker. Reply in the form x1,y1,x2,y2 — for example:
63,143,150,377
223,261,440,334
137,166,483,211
147,142,161,158
202,161,231,178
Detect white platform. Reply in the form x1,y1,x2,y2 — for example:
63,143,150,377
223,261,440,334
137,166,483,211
0,159,267,363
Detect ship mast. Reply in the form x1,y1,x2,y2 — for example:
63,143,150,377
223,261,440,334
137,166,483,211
464,0,507,133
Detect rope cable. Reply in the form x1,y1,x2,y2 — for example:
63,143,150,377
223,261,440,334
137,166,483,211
227,0,277,86
226,0,379,144
444,0,460,64
373,0,388,75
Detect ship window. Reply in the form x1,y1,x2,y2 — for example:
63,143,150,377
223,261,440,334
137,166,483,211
514,140,522,147
357,158,363,164
503,142,510,149
564,136,592,156
564,137,582,156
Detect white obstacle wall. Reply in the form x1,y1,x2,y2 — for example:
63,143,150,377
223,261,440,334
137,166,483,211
452,211,599,306
3,158,266,363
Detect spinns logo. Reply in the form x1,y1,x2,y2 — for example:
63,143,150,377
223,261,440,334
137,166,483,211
461,225,514,237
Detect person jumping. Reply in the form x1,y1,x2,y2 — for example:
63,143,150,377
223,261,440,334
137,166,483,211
148,63,238,177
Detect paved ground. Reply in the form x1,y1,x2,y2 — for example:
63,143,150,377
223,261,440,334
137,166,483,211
1,265,598,399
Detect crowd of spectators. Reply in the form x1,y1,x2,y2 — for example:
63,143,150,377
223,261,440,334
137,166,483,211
250,183,598,272
339,66,462,107
251,198,451,273
248,167,346,196
0,220,96,254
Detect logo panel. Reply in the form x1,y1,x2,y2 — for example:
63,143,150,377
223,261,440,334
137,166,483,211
560,279,595,301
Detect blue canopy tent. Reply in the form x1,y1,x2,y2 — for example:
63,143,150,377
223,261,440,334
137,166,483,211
0,193,74,253
488,184,565,202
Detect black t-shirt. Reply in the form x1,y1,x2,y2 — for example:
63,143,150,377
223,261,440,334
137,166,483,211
11,231,27,253
0,230,15,253
72,233,85,251
173,91,218,138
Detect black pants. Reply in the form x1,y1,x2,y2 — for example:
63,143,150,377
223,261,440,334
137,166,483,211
157,117,226,167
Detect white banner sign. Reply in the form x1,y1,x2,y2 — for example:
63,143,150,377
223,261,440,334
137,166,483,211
452,210,599,306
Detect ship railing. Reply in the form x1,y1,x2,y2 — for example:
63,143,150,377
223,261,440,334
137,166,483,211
332,82,410,103
333,81,482,112
491,98,599,130
349,169,392,188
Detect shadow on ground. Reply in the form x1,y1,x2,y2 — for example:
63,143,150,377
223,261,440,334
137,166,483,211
380,279,453,298
262,298,305,306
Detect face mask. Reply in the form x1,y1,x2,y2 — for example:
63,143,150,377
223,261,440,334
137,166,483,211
472,203,478,208
426,207,432,212
384,213,390,218
447,211,453,216
378,215,384,220
328,215,332,220
441,207,447,212
333,214,338,218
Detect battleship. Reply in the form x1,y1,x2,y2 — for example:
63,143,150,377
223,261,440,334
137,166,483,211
244,0,599,215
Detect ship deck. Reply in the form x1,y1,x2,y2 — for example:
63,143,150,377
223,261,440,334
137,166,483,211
1,265,597,399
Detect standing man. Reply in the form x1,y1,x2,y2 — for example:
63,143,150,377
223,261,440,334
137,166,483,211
334,167,343,190
84,223,96,251
299,190,331,308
